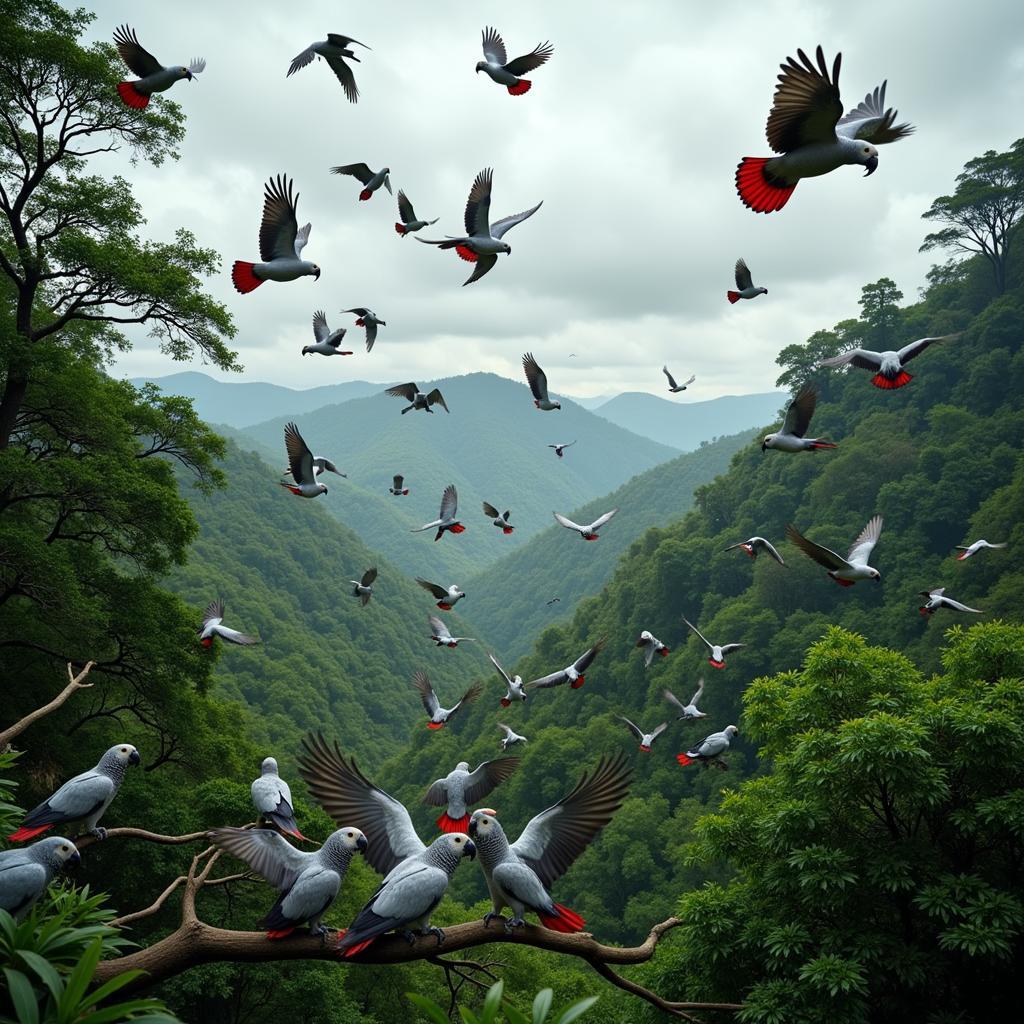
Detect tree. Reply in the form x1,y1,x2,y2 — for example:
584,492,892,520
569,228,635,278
921,139,1024,295
657,625,1024,1023
857,277,903,349
0,0,238,449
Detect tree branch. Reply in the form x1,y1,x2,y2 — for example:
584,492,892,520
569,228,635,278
0,660,95,751
74,827,212,852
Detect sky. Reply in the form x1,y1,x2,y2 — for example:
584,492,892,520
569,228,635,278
92,0,1024,399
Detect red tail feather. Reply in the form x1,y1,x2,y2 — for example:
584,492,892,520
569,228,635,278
871,371,912,389
231,261,263,294
539,903,584,932
726,291,741,304
449,523,466,533
502,527,514,534
507,79,532,96
957,552,968,561
437,812,470,834
8,825,53,842
500,698,511,707
201,637,213,648
266,927,296,940
288,828,310,842
709,659,725,669
395,223,407,234
426,722,444,730
584,535,599,541
570,675,585,689
437,602,452,611
832,576,855,587
355,318,365,326
639,745,651,752
809,441,837,450
919,607,932,616
676,753,696,766
117,81,149,108
659,647,670,656
455,245,478,262
359,188,372,201
735,157,796,214
344,938,376,957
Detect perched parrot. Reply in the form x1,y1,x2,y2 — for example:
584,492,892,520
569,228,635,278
0,837,81,920
251,757,308,840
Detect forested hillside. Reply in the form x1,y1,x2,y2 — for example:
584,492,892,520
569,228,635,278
465,430,754,659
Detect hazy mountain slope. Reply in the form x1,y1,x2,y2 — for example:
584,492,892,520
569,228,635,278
239,372,680,582
463,430,754,660
593,391,785,449
133,371,380,428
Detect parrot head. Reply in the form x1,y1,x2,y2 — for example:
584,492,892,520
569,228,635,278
860,145,879,176
725,726,740,739
468,809,499,839
312,265,321,281
870,569,882,582
444,833,476,860
501,242,512,255
761,434,775,452
475,62,487,74
110,744,141,766
260,756,279,774
455,761,471,772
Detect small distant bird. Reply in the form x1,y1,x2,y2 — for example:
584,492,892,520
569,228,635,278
664,682,707,721
342,307,386,352
251,757,308,841
280,422,329,498
113,25,205,109
232,175,321,294
787,515,883,586
548,441,576,458
488,652,527,707
413,672,482,728
523,353,561,410
636,630,670,668
412,484,464,541
499,723,528,750
330,162,392,202
526,638,605,691
416,578,465,610
418,168,542,286
761,385,836,453
385,382,449,415
956,539,1007,561
350,567,377,606
199,600,260,648
663,366,695,393
483,501,514,534
682,616,745,670
302,311,353,356
918,588,983,616
429,615,474,649
287,34,369,103
546,597,561,605
389,474,409,496
727,258,768,303
476,27,553,95
553,509,618,541
424,758,521,834
735,46,913,214
819,334,961,389
395,190,438,236
618,716,668,753
677,726,739,768
725,537,785,565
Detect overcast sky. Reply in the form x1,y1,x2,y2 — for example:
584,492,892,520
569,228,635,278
93,0,1024,399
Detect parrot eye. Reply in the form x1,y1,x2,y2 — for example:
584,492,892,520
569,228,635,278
61,845,69,852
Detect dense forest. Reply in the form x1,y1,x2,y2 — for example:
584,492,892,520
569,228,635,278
1,4,1023,1024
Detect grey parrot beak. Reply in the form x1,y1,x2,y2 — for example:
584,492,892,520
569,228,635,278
186,71,193,81
864,155,878,176
314,268,321,281
356,835,368,852
468,819,478,837
69,850,82,867
464,839,477,860
129,750,141,765
761,441,768,453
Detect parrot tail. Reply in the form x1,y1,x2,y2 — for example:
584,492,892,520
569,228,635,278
266,927,296,940
231,261,263,294
116,81,149,108
355,318,365,326
957,552,968,561
539,903,584,932
584,535,599,541
436,813,470,834
500,698,511,707
918,607,933,616
502,527,514,535
437,602,453,610
676,753,696,766
507,80,532,96
455,245,478,263
200,637,213,648
831,576,856,587
8,824,53,842
395,223,407,234
359,189,372,201
570,675,585,689
726,291,741,304
659,647,670,656
872,371,912,389
809,441,837,450
343,938,376,957
735,157,796,214
449,524,466,534
426,722,444,730
708,659,726,669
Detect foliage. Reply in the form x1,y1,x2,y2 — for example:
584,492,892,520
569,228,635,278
407,980,598,1024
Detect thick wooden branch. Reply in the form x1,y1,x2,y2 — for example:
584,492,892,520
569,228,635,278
0,661,95,751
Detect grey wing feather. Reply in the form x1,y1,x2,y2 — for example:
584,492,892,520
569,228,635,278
259,175,301,263
481,27,507,67
782,385,817,437
449,682,483,716
202,599,224,627
48,772,114,817
417,578,448,600
766,45,843,153
786,524,848,570
897,334,960,363
482,500,500,519
662,366,678,389
488,652,513,687
287,43,316,77
322,52,359,103
426,389,449,412
331,163,374,185
312,310,330,343
820,348,883,371
847,515,883,564
386,382,418,402
439,484,458,520
663,689,686,714
650,722,669,741
734,258,754,290
113,25,162,77
504,41,554,77
414,668,443,709
464,168,494,238
209,827,309,891
490,201,543,240
522,352,548,401
618,716,644,741
573,638,605,673
836,82,914,145
462,757,521,804
428,615,452,640
284,422,315,484
397,190,415,223
423,779,448,807
361,567,377,587
682,616,713,650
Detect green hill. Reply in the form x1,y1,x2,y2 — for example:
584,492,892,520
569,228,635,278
463,430,755,660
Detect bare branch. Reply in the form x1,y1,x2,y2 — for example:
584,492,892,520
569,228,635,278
74,827,211,852
0,661,95,751
109,871,252,929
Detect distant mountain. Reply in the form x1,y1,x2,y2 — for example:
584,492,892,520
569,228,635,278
238,372,681,584
462,430,753,660
131,371,380,428
593,391,786,450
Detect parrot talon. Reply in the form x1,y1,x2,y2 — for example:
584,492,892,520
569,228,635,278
483,912,505,929
309,924,330,943
401,929,418,946
504,917,526,933
89,826,107,840
422,926,446,946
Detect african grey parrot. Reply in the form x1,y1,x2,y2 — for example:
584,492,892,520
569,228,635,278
664,681,707,721
199,600,260,647
727,258,768,303
416,577,465,610
636,630,670,668
343,307,386,352
787,515,883,586
412,484,463,541
682,616,745,669
677,726,739,768
525,638,605,691
395,190,438,236
423,758,521,833
8,745,140,842
418,168,542,286
413,671,481,726
295,736,476,955
523,353,561,410
499,723,527,750
0,837,80,920
350,567,377,606
918,588,983,616
489,652,528,707
476,27,553,95
618,716,668,753
761,385,837,453
553,508,618,541
280,422,329,498
232,175,321,294
251,757,307,840
389,475,410,496
287,34,369,103
385,382,450,415
113,25,205,109
819,334,961,389
302,311,353,356
736,47,913,213
467,751,632,932
663,366,695,393
331,163,392,202
483,501,515,534
548,441,575,458
725,536,786,565
428,615,474,649
210,826,366,939
956,539,1007,561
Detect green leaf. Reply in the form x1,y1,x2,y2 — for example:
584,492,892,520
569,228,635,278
532,988,553,1024
14,950,63,1003
481,979,504,1023
554,997,599,1024
57,936,103,1022
3,968,41,1024
404,993,451,1024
